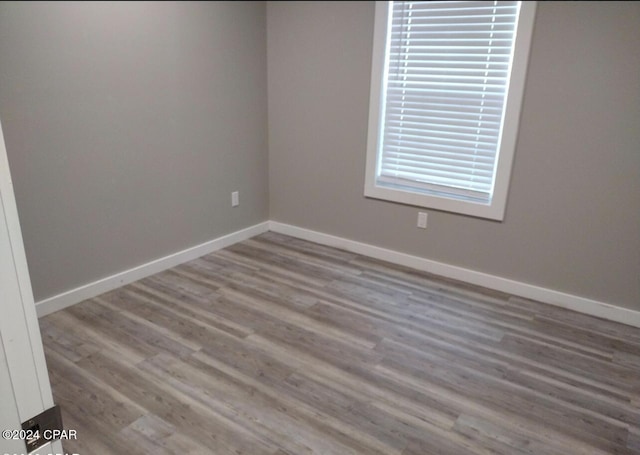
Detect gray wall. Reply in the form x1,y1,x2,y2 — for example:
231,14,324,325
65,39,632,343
2,1,638,312
267,1,640,311
0,1,269,301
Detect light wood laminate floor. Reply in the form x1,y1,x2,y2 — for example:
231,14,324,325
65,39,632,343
40,232,640,454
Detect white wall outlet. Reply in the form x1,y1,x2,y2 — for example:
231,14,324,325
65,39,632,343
231,191,239,207
417,211,428,229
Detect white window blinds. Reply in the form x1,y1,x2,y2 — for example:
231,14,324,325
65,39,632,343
378,1,521,203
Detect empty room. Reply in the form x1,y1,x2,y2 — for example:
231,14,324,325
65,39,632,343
1,1,639,454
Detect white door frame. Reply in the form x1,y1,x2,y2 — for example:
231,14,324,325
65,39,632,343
0,120,63,453
0,334,26,453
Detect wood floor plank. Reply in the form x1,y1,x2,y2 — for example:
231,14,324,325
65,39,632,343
39,232,640,454
79,349,278,455
376,339,631,453
452,414,567,455
373,364,626,455
143,351,395,455
241,333,459,432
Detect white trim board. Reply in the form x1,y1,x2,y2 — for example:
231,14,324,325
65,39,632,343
269,221,640,328
36,219,640,329
35,222,269,317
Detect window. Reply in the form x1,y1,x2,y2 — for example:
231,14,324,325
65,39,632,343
365,1,536,220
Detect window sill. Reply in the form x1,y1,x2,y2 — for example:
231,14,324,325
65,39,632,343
364,183,507,221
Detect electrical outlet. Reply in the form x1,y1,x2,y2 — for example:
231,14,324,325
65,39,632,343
231,191,239,207
417,212,428,229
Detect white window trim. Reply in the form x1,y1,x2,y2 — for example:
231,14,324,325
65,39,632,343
364,1,537,221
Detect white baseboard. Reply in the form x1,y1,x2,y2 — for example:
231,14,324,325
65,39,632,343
36,222,270,317
269,221,640,328
36,219,640,328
